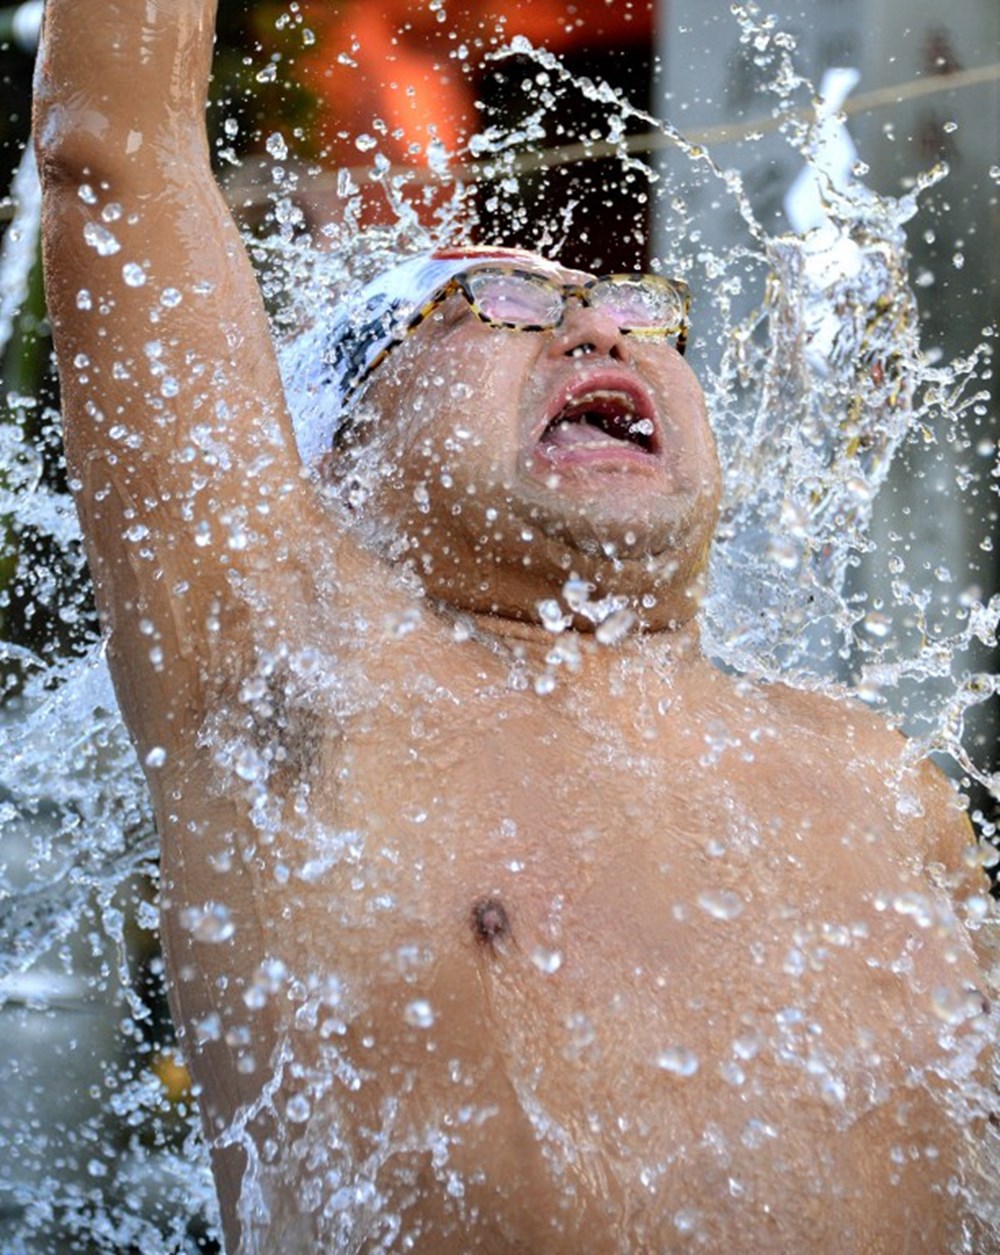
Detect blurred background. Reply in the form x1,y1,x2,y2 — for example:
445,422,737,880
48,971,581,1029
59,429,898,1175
0,0,997,1249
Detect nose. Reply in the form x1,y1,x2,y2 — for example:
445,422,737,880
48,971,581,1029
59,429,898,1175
546,301,631,364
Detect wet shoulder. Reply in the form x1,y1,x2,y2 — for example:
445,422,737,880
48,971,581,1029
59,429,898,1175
749,674,899,750
754,676,974,866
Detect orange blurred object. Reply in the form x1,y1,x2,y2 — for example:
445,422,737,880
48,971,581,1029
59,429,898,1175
296,0,653,226
152,1048,193,1104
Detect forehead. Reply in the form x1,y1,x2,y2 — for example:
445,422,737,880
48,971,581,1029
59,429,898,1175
437,247,594,287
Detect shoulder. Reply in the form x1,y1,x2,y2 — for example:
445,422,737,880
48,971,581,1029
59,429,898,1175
755,677,975,872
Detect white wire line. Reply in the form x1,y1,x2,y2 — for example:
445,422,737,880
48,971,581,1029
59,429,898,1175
303,59,1000,192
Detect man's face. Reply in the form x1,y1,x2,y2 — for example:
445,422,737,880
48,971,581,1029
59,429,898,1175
333,258,722,629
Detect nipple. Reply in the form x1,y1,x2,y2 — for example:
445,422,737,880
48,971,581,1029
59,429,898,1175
471,896,511,949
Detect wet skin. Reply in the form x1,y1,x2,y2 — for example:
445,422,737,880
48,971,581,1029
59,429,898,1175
158,581,992,1254
35,2,995,1252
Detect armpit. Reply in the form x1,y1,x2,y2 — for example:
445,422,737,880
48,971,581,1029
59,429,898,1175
203,644,327,800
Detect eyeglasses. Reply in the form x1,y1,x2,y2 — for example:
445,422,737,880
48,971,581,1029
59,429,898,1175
342,266,691,405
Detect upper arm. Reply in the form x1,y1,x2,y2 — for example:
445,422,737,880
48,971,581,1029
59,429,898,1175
34,1,334,751
912,753,993,910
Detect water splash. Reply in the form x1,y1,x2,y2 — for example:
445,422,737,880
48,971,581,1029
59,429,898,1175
1,6,998,1248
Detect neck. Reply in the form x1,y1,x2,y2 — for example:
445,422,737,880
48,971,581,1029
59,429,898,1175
460,606,705,674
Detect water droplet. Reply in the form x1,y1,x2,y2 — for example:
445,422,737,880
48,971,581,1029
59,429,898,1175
234,746,267,782
696,889,744,920
136,900,159,930
533,671,556,696
740,1117,778,1149
426,138,450,176
412,481,430,512
122,262,146,287
404,998,435,1028
863,610,892,639
243,985,268,1010
285,1093,311,1123
266,132,288,161
355,133,378,152
892,892,934,927
562,577,592,613
144,746,167,769
179,902,235,944
964,895,991,924
595,607,636,646
531,946,563,974
537,598,568,633
783,947,807,977
564,1011,595,1055
655,1046,699,1077
673,1207,700,1234
818,1070,846,1106
732,1031,762,1061
930,984,985,1025
194,1012,222,1043
83,223,121,256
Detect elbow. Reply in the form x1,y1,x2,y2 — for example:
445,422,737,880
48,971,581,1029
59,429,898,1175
32,22,135,190
34,95,128,191
34,95,208,197
34,60,157,192
32,27,211,193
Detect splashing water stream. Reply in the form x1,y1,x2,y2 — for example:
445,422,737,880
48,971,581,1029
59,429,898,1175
1,6,998,1250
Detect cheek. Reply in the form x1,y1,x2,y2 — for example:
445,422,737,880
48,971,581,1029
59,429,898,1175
655,376,719,497
403,341,522,471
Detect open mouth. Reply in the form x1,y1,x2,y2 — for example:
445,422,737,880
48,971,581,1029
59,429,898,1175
540,389,658,456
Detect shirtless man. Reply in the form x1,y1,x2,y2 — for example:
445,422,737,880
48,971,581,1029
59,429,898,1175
34,1,995,1251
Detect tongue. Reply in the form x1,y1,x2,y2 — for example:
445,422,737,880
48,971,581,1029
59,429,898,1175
544,419,623,448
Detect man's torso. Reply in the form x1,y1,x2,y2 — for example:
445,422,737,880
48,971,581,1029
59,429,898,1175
157,613,989,1252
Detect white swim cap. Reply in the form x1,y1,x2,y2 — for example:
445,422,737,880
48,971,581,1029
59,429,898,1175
285,245,566,464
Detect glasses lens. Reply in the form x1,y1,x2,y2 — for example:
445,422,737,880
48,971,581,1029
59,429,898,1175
591,278,687,330
466,269,563,326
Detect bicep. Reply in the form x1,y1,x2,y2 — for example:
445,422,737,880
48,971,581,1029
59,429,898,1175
39,115,336,749
41,144,304,522
910,756,997,972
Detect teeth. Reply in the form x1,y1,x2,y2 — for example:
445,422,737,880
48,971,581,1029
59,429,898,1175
567,389,637,413
542,387,655,453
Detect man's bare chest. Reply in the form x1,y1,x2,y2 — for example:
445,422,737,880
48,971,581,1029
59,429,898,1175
293,677,969,1043
172,651,989,1252
227,681,981,1251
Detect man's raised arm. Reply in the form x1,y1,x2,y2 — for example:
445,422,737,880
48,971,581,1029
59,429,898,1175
34,0,325,752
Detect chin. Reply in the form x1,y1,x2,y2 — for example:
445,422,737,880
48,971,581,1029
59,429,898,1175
516,479,709,563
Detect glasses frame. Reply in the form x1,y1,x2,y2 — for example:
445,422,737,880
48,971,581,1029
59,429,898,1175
341,265,691,407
